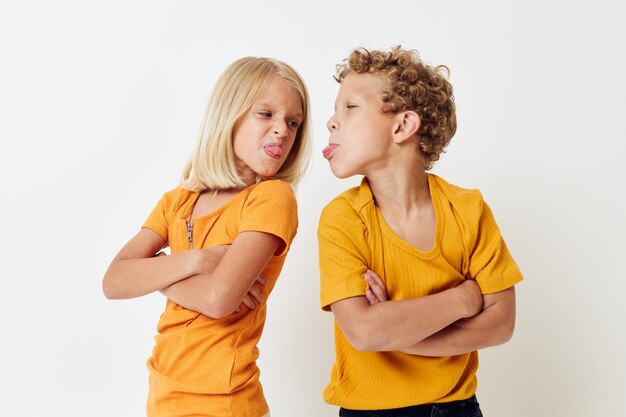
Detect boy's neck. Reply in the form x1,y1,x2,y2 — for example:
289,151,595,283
367,169,431,216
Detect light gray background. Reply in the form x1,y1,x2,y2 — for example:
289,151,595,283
1,1,625,416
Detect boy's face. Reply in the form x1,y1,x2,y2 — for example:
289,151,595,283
324,73,397,179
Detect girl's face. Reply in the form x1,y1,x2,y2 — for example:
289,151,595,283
324,73,397,179
232,76,303,186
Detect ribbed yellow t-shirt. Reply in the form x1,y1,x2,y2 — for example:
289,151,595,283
143,180,298,417
318,174,523,410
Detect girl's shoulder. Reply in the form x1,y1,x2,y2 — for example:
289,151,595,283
248,179,296,200
240,180,298,215
156,185,199,216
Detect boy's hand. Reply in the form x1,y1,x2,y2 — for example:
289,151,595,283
363,269,387,305
457,279,483,318
235,276,267,313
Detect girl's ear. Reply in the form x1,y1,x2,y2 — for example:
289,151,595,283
392,111,421,144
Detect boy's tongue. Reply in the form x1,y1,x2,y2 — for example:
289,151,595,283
322,144,338,159
264,144,283,158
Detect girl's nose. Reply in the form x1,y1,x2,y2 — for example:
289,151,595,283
274,120,288,137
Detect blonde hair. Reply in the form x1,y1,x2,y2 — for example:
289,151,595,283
336,46,456,170
181,57,311,190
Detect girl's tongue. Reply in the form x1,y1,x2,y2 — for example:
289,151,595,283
264,144,283,159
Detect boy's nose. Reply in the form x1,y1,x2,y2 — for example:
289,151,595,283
327,116,338,132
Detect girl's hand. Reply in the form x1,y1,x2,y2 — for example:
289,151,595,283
235,276,267,313
363,269,387,305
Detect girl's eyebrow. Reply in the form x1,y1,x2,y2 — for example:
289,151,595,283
254,102,302,118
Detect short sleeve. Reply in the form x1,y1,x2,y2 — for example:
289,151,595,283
239,180,298,257
142,192,171,242
469,200,523,294
318,199,370,311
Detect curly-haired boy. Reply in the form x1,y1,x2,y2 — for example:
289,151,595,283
319,46,523,416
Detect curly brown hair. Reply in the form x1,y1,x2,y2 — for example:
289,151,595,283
335,46,456,169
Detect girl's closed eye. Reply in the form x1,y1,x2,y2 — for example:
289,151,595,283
346,104,358,109
259,111,272,118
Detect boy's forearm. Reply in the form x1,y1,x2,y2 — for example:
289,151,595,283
401,310,511,356
371,290,469,350
401,287,516,356
334,286,472,352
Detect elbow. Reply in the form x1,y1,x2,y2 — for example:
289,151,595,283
343,324,383,352
102,286,115,300
350,337,376,352
491,316,516,346
500,317,516,344
201,305,234,320
102,262,128,300
198,291,238,319
102,275,122,300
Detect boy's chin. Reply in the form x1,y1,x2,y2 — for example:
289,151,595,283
329,166,355,180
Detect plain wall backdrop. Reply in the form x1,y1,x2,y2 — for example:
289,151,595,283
1,1,625,416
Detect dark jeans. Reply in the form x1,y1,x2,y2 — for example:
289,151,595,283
339,396,483,417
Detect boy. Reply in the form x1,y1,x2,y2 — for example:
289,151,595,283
318,46,523,416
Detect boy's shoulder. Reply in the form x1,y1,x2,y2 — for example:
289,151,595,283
321,179,371,217
430,174,485,208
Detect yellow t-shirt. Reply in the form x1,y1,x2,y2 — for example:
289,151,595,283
143,180,298,417
318,174,523,410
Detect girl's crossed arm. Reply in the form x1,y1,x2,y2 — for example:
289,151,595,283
102,228,226,300
160,230,282,319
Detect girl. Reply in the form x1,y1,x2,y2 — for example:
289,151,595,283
103,57,311,417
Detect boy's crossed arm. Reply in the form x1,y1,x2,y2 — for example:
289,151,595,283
359,269,516,356
329,270,483,352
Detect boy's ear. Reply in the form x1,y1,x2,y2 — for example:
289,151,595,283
392,111,421,144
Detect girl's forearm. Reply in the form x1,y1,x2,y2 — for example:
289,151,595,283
103,251,196,300
160,274,214,315
161,232,279,319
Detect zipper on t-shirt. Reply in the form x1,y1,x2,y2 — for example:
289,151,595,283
187,219,194,249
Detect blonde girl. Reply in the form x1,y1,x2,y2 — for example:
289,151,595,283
103,57,311,417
